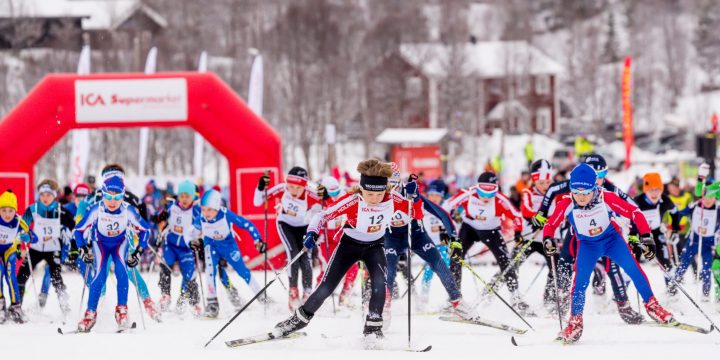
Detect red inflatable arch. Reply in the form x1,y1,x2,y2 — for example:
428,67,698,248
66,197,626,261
0,72,284,267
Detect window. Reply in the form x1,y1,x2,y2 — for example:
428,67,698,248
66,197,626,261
535,75,551,95
404,76,422,99
516,77,529,96
536,107,552,133
488,79,503,96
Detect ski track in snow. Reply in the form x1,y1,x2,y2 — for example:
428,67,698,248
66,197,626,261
2,259,719,359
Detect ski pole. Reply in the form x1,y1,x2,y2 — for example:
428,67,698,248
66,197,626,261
454,255,535,330
203,248,309,348
656,257,719,334
406,174,418,348
549,256,563,332
400,264,427,300
263,171,269,309
698,178,707,298
77,262,93,320
481,234,537,298
23,246,42,311
127,244,147,330
232,228,287,291
321,199,336,315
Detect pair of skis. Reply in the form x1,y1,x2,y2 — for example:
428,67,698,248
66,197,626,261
510,320,714,346
225,331,432,352
57,322,137,335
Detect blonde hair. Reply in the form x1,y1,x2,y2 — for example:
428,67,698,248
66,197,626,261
349,159,393,194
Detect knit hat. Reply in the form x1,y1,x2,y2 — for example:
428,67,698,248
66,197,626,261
704,181,720,199
642,173,663,192
320,176,341,197
102,176,125,194
0,190,18,211
178,180,196,198
427,179,447,197
531,159,553,182
569,164,597,191
476,172,498,197
286,166,309,187
74,183,91,197
201,189,222,210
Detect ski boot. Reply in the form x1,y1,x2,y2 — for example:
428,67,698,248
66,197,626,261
512,292,534,316
204,298,219,318
272,307,313,337
38,292,48,308
159,294,172,312
288,287,301,311
8,303,28,323
645,296,674,324
362,314,384,349
226,284,244,308
143,297,161,322
0,298,6,324
616,300,644,324
77,310,97,332
115,305,130,329
559,315,583,344
451,298,479,320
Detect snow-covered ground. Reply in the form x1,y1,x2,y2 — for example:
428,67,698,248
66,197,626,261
2,250,719,359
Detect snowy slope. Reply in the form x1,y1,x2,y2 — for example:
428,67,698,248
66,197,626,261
3,257,718,360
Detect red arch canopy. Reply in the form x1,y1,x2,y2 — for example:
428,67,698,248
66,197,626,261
0,72,283,266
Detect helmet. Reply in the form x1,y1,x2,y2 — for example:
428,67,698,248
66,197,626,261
200,189,222,210
530,159,553,182
320,176,341,197
584,154,608,179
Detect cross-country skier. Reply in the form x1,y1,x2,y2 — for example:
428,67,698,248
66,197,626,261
76,164,161,321
531,154,644,323
254,167,323,310
669,164,719,301
443,172,530,312
629,172,679,291
17,179,75,315
195,189,265,318
542,163,674,343
155,180,203,315
514,159,559,308
384,165,477,324
419,179,453,308
74,175,151,332
271,159,420,341
0,190,30,323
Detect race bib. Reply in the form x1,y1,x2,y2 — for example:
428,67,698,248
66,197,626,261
281,193,308,219
572,203,611,238
0,224,18,245
97,209,129,238
355,199,393,234
202,218,230,241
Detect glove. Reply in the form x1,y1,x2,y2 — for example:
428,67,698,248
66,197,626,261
257,173,270,191
190,238,203,252
255,240,267,254
439,231,450,245
448,240,463,260
699,163,710,179
542,236,557,256
79,246,94,264
404,181,419,199
68,247,80,262
639,234,656,261
316,184,329,201
303,231,319,250
126,246,144,268
531,213,547,232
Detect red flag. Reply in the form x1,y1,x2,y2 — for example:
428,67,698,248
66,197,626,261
712,113,718,133
621,57,633,170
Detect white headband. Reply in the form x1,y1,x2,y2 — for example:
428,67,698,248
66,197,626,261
38,184,57,197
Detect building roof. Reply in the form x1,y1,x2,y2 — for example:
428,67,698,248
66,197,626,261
375,128,448,144
0,0,167,30
399,41,564,79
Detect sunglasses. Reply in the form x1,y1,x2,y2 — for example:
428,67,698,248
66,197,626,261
571,188,594,195
596,169,608,179
102,192,124,201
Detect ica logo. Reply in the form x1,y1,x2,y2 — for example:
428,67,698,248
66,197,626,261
80,93,106,106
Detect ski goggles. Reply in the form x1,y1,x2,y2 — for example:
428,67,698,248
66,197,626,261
328,189,341,197
570,187,594,195
475,183,498,198
102,191,124,201
595,169,608,179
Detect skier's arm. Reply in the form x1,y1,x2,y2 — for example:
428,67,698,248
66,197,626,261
73,205,99,248
496,193,523,233
605,191,651,235
392,191,423,220
226,209,262,242
543,198,572,238
253,183,283,207
538,180,569,217
520,189,536,219
307,193,357,234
